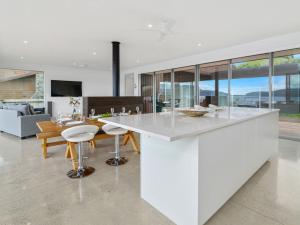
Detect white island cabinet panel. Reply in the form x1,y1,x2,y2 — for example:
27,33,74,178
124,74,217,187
141,135,199,225
99,107,279,225
197,112,278,225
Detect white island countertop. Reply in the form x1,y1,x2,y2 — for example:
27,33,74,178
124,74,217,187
98,107,279,142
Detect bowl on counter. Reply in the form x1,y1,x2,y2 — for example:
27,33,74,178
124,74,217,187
177,108,209,117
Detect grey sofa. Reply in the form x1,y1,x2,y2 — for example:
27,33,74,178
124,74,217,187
0,109,51,138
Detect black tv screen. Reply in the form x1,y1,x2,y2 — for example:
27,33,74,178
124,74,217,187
51,80,82,97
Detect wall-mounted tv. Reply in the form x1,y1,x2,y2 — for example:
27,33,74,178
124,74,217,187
51,80,82,97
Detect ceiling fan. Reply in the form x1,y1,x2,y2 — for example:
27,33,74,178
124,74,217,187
139,18,177,42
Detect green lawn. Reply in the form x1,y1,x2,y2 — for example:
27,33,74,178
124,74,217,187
279,113,300,123
280,113,300,119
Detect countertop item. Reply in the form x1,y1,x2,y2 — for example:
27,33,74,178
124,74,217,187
65,121,85,126
177,108,209,117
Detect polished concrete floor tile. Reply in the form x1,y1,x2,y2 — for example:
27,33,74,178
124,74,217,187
0,132,299,225
205,201,282,225
230,139,300,225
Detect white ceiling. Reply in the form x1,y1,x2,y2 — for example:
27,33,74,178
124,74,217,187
0,0,300,70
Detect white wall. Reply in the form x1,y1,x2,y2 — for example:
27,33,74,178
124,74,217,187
44,66,111,116
121,31,300,96
0,62,112,116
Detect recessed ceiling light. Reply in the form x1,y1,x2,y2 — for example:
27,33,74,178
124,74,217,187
23,40,28,44
78,64,87,68
197,43,202,47
136,59,140,63
147,24,153,28
72,62,77,66
20,56,24,60
92,52,97,56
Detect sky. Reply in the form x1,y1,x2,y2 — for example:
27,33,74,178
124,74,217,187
160,73,300,96
200,76,297,95
200,54,300,95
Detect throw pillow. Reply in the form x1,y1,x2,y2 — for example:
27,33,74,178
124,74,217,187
29,105,35,115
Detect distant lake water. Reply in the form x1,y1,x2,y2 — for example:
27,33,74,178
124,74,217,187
232,96,299,106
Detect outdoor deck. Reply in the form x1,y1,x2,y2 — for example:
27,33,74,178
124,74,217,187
279,121,300,141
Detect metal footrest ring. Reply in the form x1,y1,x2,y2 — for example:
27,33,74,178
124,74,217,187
106,157,128,166
67,167,95,179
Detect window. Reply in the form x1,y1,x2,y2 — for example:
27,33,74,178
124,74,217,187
199,61,229,106
140,73,154,113
273,49,300,122
139,48,300,140
174,66,195,108
155,70,172,112
231,55,269,108
0,69,44,108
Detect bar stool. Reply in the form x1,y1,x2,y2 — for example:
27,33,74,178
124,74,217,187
102,124,128,166
62,125,99,178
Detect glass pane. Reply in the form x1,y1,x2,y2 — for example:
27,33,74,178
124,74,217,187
199,64,229,106
231,58,269,108
273,53,300,123
155,70,172,112
174,66,195,108
140,73,153,113
0,70,45,108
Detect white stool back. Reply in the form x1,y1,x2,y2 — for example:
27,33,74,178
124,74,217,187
62,125,99,142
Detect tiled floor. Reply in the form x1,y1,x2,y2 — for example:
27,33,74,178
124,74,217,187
0,132,299,225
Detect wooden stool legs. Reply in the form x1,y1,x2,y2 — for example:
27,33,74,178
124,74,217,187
123,131,140,153
63,133,138,170
65,144,71,158
65,142,78,170
65,140,97,170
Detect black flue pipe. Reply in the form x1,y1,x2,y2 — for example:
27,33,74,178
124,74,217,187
112,41,120,96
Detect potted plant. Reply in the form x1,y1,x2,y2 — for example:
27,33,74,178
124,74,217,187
69,97,81,116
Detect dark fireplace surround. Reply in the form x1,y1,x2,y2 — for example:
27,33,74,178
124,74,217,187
83,96,143,116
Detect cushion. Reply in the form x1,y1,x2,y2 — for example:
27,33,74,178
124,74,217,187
17,111,24,116
29,105,35,115
4,104,31,115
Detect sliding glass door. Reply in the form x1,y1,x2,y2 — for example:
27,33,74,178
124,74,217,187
231,55,270,108
140,73,154,113
273,49,300,123
155,70,172,112
174,66,195,108
139,48,300,140
199,61,229,106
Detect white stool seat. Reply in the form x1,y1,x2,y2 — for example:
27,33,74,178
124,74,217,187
61,125,99,178
65,133,95,143
102,124,128,136
102,124,128,166
62,125,99,141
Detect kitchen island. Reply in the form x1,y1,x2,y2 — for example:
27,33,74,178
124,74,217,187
99,107,279,225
